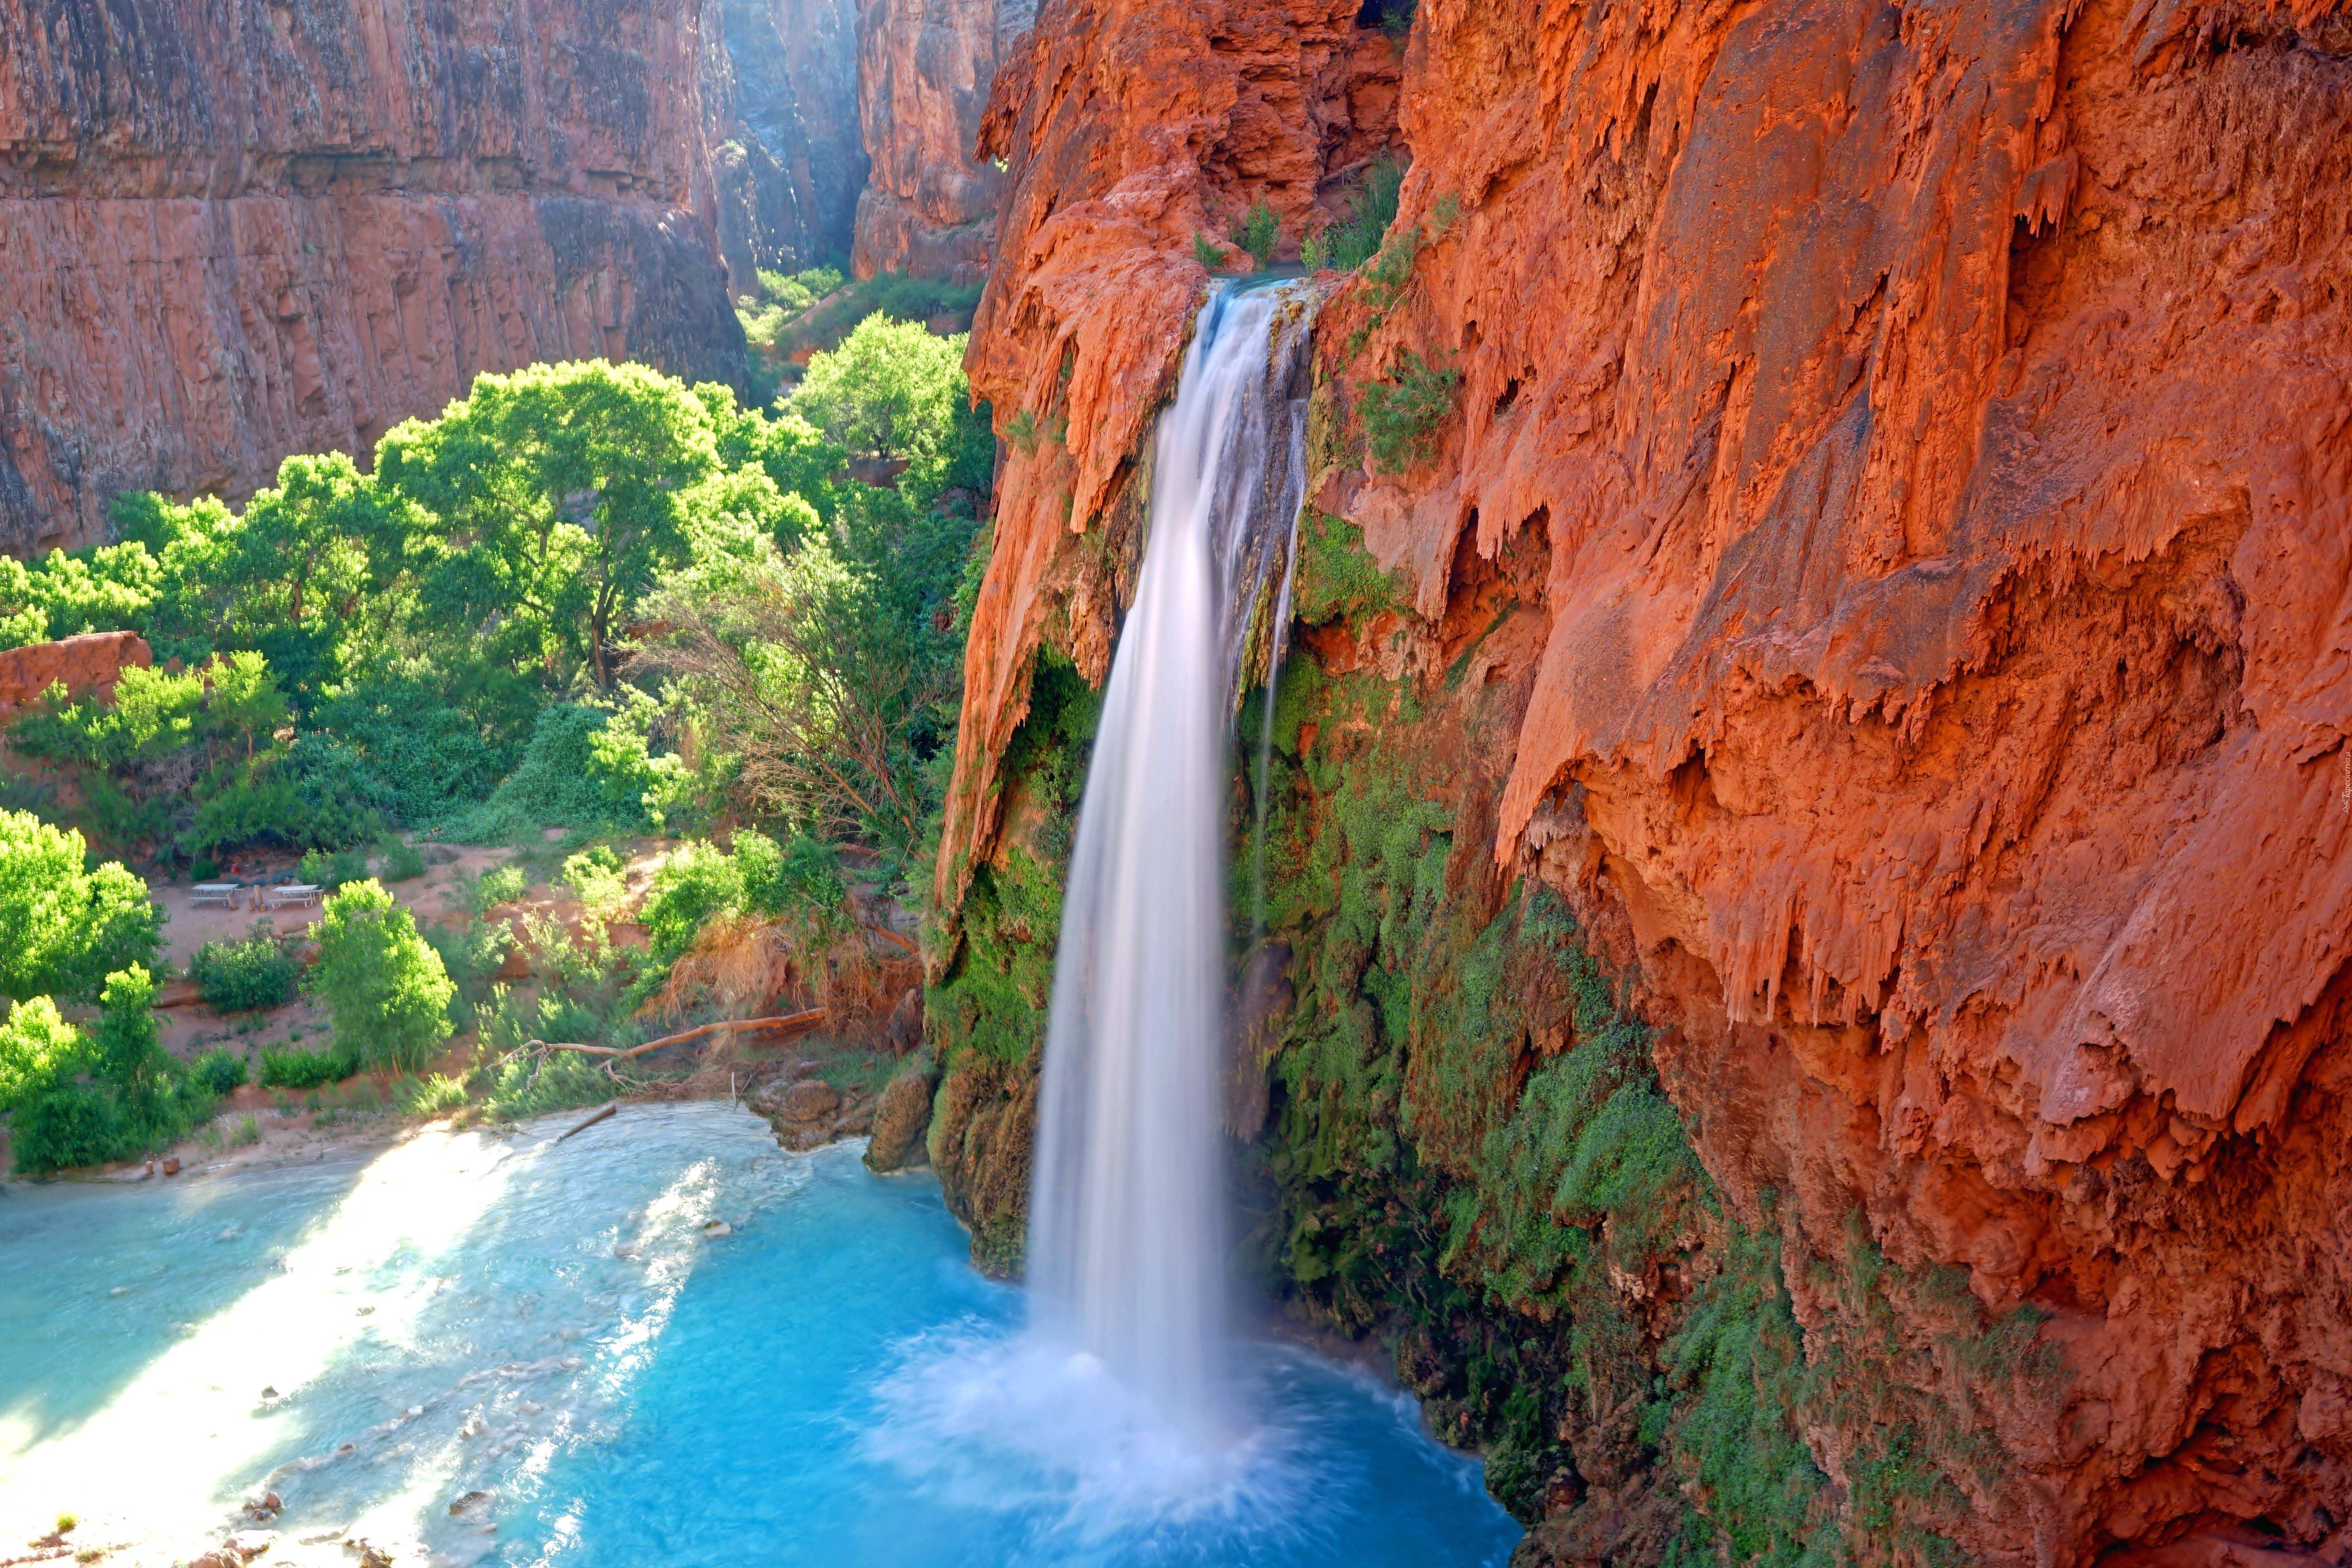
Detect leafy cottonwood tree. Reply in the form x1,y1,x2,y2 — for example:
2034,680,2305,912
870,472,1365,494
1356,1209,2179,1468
0,811,161,1003
377,361,802,688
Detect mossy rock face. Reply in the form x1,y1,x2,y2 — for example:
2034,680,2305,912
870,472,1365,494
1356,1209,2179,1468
1224,517,2053,1562
925,1054,1036,1279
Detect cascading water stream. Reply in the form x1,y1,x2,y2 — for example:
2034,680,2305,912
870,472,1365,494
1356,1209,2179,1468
1027,280,1315,1448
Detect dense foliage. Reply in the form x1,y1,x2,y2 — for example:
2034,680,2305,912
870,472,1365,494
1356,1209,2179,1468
188,925,301,1012
1,298,991,891
0,809,161,1003
308,879,457,1074
0,965,213,1174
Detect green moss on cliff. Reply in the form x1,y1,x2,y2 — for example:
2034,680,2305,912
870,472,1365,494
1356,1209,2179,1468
1236,640,2053,1562
922,650,1102,1274
1292,512,1406,630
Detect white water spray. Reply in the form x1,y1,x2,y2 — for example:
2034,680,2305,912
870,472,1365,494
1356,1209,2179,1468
1027,282,1314,1446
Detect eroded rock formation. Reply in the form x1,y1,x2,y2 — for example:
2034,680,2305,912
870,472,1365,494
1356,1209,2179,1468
850,0,1042,281
0,630,150,720
702,0,867,288
0,0,746,554
935,0,2352,1559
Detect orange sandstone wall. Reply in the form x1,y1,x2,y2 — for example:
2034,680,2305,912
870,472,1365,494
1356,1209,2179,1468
0,630,150,720
0,0,746,554
944,0,2352,1556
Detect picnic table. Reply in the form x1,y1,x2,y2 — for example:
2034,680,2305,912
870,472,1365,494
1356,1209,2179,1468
189,882,243,911
260,884,323,910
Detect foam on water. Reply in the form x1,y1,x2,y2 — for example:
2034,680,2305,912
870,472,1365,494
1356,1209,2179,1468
0,1105,1518,1567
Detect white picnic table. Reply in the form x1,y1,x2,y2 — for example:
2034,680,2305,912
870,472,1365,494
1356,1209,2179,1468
189,882,243,910
260,884,323,910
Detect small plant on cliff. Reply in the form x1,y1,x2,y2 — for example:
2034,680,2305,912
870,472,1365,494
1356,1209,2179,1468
1323,154,1406,273
1371,0,1416,38
1234,201,1281,270
1359,349,1462,474
1193,231,1225,272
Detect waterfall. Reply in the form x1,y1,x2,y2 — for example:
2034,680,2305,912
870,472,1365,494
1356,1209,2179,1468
1027,281,1314,1445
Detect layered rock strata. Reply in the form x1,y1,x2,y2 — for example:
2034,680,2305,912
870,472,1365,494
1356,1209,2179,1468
702,0,868,288
934,0,2352,1559
849,0,1043,281
0,0,746,554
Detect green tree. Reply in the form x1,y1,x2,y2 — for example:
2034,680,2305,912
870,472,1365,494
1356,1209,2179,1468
308,879,457,1073
0,996,82,1111
2,966,203,1175
377,361,768,688
0,811,161,1003
789,316,969,486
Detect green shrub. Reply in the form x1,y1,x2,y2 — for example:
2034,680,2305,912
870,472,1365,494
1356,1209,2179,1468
419,916,512,1031
1193,232,1222,271
307,880,456,1073
448,706,653,844
396,1073,469,1116
463,864,529,915
1234,201,1280,270
190,1049,249,1095
299,844,371,889
561,846,631,918
640,841,744,963
3,966,210,1174
481,1047,614,1122
0,811,162,1004
1323,155,1405,273
1360,349,1461,474
377,837,426,883
259,1042,357,1090
188,925,299,1012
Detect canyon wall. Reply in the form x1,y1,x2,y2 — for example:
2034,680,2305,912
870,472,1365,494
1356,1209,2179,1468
850,0,1044,281
0,0,746,555
702,0,868,289
933,0,2352,1561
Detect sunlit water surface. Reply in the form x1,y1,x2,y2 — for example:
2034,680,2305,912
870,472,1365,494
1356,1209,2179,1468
0,1104,1518,1566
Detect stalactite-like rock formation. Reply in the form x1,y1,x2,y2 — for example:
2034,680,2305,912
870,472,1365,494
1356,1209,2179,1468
936,0,2352,1558
0,0,745,554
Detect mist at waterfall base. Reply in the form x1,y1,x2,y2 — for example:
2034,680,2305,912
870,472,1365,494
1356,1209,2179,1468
0,1110,1518,1565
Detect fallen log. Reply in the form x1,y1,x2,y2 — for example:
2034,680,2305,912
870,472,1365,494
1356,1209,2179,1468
530,1009,829,1065
556,1103,617,1143
866,925,918,957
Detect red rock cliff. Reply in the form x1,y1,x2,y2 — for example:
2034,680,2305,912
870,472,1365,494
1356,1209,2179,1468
0,0,746,554
947,0,2352,1557
851,0,1047,281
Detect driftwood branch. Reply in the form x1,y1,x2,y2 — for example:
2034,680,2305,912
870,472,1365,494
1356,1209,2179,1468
865,925,917,957
516,1009,829,1083
556,1103,617,1143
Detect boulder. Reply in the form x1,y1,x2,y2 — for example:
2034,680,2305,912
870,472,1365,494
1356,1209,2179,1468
777,1079,840,1124
863,1068,935,1174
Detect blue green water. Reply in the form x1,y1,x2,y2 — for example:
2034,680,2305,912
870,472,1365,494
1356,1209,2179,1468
0,1104,1518,1566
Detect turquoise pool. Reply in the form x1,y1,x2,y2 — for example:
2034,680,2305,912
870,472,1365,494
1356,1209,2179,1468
0,1104,1519,1566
